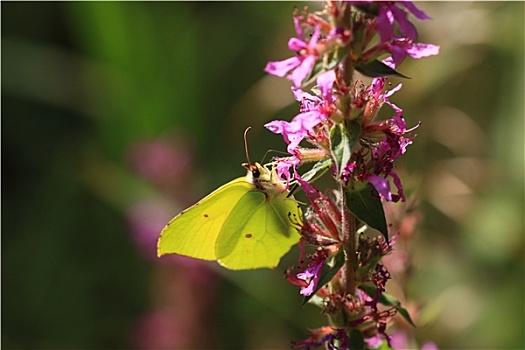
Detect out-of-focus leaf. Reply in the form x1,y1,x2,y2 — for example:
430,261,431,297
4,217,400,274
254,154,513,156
300,157,333,183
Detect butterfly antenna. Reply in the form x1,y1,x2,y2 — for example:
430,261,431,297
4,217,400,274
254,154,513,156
243,127,253,167
261,149,289,163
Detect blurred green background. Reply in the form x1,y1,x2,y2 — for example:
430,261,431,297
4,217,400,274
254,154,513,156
2,2,523,349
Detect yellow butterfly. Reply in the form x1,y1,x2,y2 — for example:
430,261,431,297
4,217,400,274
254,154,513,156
158,130,301,269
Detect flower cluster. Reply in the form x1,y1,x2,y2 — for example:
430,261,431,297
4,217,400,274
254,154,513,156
263,2,439,349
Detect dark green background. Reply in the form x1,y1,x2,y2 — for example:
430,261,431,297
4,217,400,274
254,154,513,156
2,2,523,349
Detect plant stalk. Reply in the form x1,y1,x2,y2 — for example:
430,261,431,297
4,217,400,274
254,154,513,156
340,181,357,297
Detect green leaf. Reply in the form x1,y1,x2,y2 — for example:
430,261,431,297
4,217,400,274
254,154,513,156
301,157,333,183
360,284,399,308
355,59,410,78
358,284,416,327
348,329,365,350
288,157,333,197
347,120,361,148
330,123,353,177
397,306,416,327
346,182,388,241
302,250,345,305
358,283,379,301
332,46,350,68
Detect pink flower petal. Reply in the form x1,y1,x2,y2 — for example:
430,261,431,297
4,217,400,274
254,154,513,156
368,174,393,201
265,56,301,77
317,69,336,101
288,55,316,87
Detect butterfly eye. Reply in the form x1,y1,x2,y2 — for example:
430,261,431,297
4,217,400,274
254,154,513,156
252,168,260,179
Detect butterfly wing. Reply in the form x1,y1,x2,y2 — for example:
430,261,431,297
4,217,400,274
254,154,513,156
216,191,301,270
157,177,252,261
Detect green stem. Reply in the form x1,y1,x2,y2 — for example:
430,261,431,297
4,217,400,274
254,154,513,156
341,2,355,88
340,181,357,297
339,2,357,297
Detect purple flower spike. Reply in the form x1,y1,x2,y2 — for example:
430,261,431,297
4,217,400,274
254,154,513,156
263,3,440,348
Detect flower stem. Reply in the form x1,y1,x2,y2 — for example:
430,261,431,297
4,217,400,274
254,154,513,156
340,181,357,297
341,2,354,89
338,2,357,298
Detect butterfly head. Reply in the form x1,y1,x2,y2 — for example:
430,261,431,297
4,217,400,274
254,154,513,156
242,162,286,196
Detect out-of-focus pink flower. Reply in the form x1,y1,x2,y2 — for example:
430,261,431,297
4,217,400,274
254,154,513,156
126,138,192,186
130,310,188,349
126,199,174,260
421,341,439,350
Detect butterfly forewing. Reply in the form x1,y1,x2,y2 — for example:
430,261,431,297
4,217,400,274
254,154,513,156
157,178,251,261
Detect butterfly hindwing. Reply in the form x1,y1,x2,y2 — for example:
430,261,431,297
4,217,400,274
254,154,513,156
217,190,301,269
